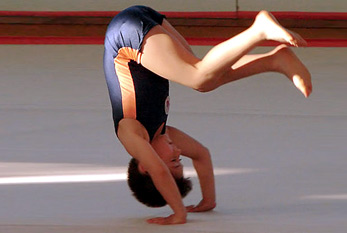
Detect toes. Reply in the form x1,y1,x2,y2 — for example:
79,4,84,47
288,30,307,47
289,39,298,47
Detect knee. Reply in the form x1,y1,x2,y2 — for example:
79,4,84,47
192,71,220,93
193,80,218,93
195,85,214,93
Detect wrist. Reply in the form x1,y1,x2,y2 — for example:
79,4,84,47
174,208,187,219
202,196,216,203
201,198,217,208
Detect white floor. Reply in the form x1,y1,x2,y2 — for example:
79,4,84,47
1,45,346,233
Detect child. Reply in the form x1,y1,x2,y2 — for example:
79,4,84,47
103,5,312,225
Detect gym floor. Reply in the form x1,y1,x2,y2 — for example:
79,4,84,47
1,44,346,233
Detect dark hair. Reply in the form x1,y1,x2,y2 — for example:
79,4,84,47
127,158,192,207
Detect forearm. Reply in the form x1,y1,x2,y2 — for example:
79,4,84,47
166,126,216,207
192,150,216,204
126,137,186,216
150,168,187,217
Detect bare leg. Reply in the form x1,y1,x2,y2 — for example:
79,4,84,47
213,45,312,97
140,11,311,96
271,45,312,97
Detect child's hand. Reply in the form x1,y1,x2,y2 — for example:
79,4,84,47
147,213,187,225
186,199,216,212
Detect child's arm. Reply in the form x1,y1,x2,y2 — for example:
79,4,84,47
187,149,216,212
167,126,216,212
118,119,187,224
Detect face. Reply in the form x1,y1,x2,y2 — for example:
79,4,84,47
151,134,184,179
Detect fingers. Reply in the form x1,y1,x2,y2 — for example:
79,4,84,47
147,217,167,225
187,205,210,212
147,214,186,225
186,205,195,212
146,202,217,225
186,202,216,212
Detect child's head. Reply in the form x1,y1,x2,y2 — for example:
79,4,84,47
127,158,192,207
127,134,192,207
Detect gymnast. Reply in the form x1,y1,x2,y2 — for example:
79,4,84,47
103,5,312,225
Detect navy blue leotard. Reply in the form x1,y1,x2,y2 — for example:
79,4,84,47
103,6,169,141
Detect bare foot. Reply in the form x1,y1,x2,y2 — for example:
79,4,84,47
253,11,307,47
272,45,312,97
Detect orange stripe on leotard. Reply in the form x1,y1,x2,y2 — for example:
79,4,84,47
114,47,142,119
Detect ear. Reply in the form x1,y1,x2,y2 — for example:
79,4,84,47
138,163,148,175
